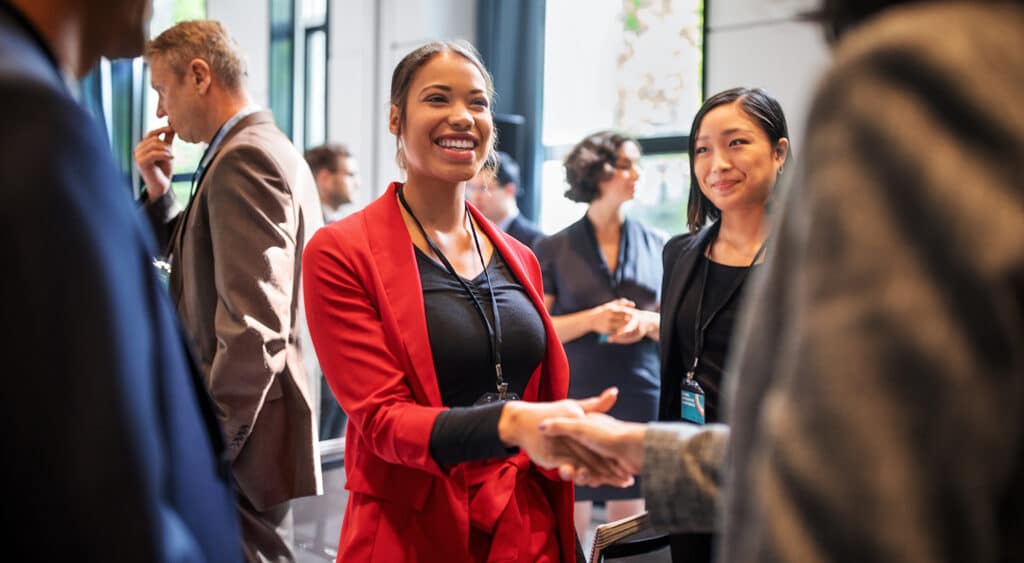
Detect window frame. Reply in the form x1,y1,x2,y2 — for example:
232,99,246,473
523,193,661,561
538,0,707,235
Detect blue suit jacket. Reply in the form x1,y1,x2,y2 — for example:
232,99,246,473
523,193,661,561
0,5,241,562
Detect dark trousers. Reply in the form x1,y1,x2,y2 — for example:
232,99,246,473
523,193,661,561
318,377,347,440
670,532,713,563
238,492,295,563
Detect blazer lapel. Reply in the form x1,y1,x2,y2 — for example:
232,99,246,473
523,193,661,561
364,183,444,407
658,221,719,374
167,111,276,307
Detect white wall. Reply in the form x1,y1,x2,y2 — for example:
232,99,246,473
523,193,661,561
705,0,831,142
373,0,476,197
208,0,270,108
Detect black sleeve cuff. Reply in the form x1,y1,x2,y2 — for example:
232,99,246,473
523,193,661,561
429,402,519,467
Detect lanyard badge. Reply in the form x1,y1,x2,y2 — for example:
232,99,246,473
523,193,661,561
681,359,706,424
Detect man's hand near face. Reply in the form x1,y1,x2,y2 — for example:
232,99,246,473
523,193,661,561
134,126,175,201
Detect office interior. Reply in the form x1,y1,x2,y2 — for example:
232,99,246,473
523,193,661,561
78,0,831,560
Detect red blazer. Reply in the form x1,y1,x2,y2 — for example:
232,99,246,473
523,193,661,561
303,183,575,562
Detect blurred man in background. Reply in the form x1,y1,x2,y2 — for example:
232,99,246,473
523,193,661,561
466,151,545,248
305,142,362,224
134,19,323,562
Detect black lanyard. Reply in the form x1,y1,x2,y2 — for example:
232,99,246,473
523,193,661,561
397,185,510,399
686,237,768,381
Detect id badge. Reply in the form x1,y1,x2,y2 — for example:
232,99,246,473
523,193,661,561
475,381,520,405
474,391,520,405
680,375,706,425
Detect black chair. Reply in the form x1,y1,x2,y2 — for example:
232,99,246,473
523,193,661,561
595,534,671,562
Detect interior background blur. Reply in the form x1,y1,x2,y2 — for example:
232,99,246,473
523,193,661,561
84,0,829,238
78,1,829,558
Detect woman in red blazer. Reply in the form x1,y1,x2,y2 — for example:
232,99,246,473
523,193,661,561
302,40,623,562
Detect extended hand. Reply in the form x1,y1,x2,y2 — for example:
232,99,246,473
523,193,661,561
540,412,647,487
134,126,176,200
499,388,633,485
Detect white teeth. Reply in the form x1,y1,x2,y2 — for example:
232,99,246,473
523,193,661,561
437,138,473,150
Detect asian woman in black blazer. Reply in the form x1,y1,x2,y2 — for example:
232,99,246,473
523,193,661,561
658,87,790,563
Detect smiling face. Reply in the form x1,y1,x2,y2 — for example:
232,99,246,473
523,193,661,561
596,141,642,206
389,51,494,186
692,101,788,213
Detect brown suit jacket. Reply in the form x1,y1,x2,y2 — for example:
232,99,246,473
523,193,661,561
147,110,323,510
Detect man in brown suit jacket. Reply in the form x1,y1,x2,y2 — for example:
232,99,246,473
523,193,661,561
134,20,323,562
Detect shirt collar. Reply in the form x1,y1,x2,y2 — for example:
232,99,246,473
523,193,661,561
497,208,520,232
200,104,261,170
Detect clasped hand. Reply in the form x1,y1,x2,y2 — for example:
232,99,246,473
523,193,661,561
500,387,647,488
591,299,657,345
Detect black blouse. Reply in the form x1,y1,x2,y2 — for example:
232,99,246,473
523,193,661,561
669,257,758,423
416,247,547,466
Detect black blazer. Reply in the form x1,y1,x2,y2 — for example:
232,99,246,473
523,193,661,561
505,214,546,249
657,221,720,421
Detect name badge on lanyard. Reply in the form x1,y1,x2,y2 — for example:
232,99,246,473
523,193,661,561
680,369,706,425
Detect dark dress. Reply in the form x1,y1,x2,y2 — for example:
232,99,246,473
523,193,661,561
534,216,665,501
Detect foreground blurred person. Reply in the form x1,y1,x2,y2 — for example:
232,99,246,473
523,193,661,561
0,1,240,561
134,20,323,562
542,1,1024,562
303,40,623,562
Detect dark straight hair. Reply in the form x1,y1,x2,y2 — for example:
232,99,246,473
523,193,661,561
686,87,790,233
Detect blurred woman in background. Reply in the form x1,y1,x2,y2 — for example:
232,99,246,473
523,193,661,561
534,131,665,542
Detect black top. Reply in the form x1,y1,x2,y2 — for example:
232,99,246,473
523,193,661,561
418,247,547,466
666,257,757,423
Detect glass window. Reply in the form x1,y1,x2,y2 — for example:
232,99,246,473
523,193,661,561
270,0,329,150
269,0,295,138
304,29,327,148
540,0,703,236
301,0,327,27
539,152,691,237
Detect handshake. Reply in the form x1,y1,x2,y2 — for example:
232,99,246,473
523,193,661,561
498,387,648,487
